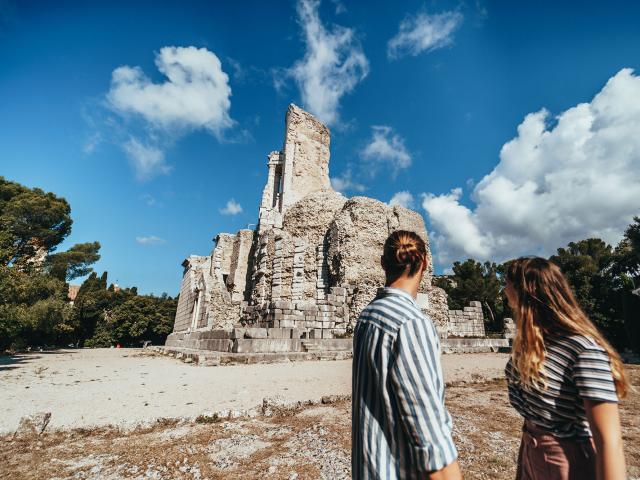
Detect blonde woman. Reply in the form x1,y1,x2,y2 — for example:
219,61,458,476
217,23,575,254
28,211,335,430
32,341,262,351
504,257,629,480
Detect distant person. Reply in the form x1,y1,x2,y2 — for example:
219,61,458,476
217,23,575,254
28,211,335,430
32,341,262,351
504,257,629,480
352,230,462,480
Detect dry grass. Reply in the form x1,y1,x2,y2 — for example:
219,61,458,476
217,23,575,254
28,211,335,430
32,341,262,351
1,366,638,480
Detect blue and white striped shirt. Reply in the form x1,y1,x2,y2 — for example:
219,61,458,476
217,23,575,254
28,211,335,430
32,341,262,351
352,287,458,479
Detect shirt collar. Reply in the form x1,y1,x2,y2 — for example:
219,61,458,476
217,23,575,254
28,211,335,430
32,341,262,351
376,286,418,306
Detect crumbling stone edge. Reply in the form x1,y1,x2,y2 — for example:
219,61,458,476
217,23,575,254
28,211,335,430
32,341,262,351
144,345,352,366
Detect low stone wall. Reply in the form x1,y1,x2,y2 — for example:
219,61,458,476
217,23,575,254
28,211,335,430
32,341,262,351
164,328,352,354
164,327,509,360
503,318,516,340
152,345,352,366
445,301,486,338
440,338,510,354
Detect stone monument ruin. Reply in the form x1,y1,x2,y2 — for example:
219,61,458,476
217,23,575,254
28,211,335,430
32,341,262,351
163,104,508,359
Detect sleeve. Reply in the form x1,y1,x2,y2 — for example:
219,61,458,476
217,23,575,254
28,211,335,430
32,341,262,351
572,342,619,403
388,319,458,472
504,359,526,414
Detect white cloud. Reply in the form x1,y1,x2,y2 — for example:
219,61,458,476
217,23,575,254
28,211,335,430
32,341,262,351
219,199,243,216
388,10,463,60
331,169,366,194
422,68,640,265
123,138,171,181
289,0,369,126
140,194,159,206
136,235,166,246
107,46,233,136
83,132,102,154
389,191,415,209
329,0,346,14
360,126,411,174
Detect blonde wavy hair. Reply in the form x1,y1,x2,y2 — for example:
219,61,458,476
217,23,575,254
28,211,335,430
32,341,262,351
506,257,628,398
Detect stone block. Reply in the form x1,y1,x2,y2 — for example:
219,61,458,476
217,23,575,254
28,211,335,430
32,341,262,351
274,300,293,309
244,328,268,339
267,328,288,338
231,328,246,339
311,338,352,351
198,330,231,340
469,301,482,308
416,293,429,309
232,338,303,353
200,339,233,352
309,328,323,339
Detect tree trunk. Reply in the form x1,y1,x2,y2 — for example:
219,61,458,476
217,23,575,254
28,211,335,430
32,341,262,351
483,301,496,331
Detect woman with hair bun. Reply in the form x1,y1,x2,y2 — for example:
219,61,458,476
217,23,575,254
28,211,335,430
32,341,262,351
352,230,462,480
505,257,629,480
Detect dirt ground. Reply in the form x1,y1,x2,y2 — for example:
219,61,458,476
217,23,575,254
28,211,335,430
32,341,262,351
0,348,510,433
1,367,638,480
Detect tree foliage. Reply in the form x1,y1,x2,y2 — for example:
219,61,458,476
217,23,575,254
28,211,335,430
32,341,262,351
434,259,504,332
550,239,627,347
0,177,72,267
614,217,640,281
0,265,72,350
46,241,101,281
86,294,176,348
0,178,177,352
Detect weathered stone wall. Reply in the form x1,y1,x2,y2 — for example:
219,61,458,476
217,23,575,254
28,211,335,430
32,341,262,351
205,282,240,330
446,301,486,338
326,197,446,324
424,286,449,327
503,317,516,340
281,104,332,210
227,229,254,302
281,190,346,301
212,233,235,279
173,256,208,333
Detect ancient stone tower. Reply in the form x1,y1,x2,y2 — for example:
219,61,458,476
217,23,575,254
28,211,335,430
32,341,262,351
166,104,457,352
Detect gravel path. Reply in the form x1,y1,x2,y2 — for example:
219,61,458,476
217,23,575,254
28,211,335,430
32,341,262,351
0,348,510,433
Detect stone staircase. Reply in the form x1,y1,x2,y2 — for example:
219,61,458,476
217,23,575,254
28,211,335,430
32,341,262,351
301,340,320,352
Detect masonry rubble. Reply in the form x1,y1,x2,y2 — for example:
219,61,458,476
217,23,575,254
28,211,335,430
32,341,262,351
165,104,508,355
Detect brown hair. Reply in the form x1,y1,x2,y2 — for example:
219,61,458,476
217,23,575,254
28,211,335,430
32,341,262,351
506,257,628,398
382,230,427,282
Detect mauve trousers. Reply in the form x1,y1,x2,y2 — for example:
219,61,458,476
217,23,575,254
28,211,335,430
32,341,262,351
515,421,596,480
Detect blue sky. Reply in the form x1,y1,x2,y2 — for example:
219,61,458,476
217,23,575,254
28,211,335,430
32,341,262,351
1,0,640,295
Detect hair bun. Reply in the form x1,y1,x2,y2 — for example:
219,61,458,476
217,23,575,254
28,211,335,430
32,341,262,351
382,230,427,279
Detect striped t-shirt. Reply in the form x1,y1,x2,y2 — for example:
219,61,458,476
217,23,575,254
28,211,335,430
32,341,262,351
352,287,457,480
505,334,619,438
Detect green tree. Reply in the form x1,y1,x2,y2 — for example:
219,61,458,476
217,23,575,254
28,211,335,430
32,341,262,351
0,177,72,267
613,216,640,282
434,259,504,332
84,291,176,348
109,295,176,346
550,238,626,348
612,218,640,351
45,241,101,281
0,265,72,349
72,271,115,345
